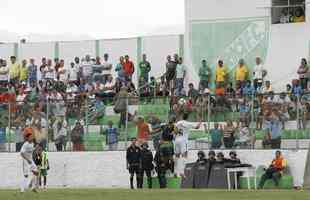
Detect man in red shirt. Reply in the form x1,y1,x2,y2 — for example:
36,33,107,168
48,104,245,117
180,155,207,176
123,55,135,82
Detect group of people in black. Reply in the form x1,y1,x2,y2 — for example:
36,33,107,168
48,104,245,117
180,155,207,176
126,118,176,189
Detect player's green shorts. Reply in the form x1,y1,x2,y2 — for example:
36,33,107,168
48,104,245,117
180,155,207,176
40,169,48,176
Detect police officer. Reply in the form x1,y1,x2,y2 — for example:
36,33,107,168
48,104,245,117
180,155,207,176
140,143,154,189
154,149,168,189
196,151,207,164
126,138,142,189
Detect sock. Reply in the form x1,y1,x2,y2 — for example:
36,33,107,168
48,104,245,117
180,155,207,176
130,177,134,189
174,157,179,176
21,176,28,192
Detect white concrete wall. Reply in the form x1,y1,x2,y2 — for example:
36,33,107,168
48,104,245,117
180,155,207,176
185,0,310,91
0,150,307,189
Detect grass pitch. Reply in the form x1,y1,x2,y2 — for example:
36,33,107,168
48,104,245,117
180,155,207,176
0,189,309,200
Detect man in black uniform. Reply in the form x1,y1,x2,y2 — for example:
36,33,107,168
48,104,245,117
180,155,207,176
140,143,154,189
126,138,142,189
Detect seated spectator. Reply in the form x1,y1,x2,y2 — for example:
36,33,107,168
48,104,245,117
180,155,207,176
188,83,199,102
215,83,225,96
293,7,305,23
242,80,255,96
102,75,116,99
258,151,287,189
102,54,113,84
234,121,252,148
222,120,236,149
209,123,223,149
280,8,291,24
158,76,169,97
292,79,302,98
262,81,273,94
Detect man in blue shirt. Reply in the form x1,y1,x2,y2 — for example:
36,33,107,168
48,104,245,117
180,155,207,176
28,58,37,84
105,121,119,151
263,109,282,149
209,123,223,149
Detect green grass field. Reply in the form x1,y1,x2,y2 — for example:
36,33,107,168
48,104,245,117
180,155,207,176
0,189,309,200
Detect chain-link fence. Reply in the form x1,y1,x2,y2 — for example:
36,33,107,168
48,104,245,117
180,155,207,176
2,92,310,152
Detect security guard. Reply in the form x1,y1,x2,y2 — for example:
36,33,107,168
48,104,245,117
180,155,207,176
126,138,142,189
140,143,154,189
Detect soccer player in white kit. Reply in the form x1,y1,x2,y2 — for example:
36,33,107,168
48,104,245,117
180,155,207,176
20,129,39,193
174,113,202,177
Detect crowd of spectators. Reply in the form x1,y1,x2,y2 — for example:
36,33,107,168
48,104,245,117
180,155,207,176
0,52,309,151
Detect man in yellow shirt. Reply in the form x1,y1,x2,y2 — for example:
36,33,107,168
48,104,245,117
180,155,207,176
235,59,248,87
216,60,228,86
19,59,29,82
9,56,20,84
293,8,305,23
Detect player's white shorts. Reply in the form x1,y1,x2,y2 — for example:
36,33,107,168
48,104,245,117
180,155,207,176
22,160,37,177
174,137,188,155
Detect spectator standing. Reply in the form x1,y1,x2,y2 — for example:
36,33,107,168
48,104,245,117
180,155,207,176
175,57,186,96
136,116,151,145
123,55,135,82
215,60,228,87
9,56,20,84
139,54,151,83
105,121,119,151
235,59,248,87
71,121,85,151
0,59,9,86
19,60,29,83
93,56,103,83
81,55,93,83
165,55,177,93
57,60,67,83
53,116,67,151
297,58,309,90
198,59,211,92
114,86,128,129
293,7,305,23
115,56,125,82
68,62,78,84
209,123,223,149
263,109,282,149
102,54,113,84
39,57,47,80
44,59,55,81
28,59,37,85
253,57,266,91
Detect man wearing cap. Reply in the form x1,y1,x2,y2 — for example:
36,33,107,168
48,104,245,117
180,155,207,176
140,143,154,189
126,138,142,189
